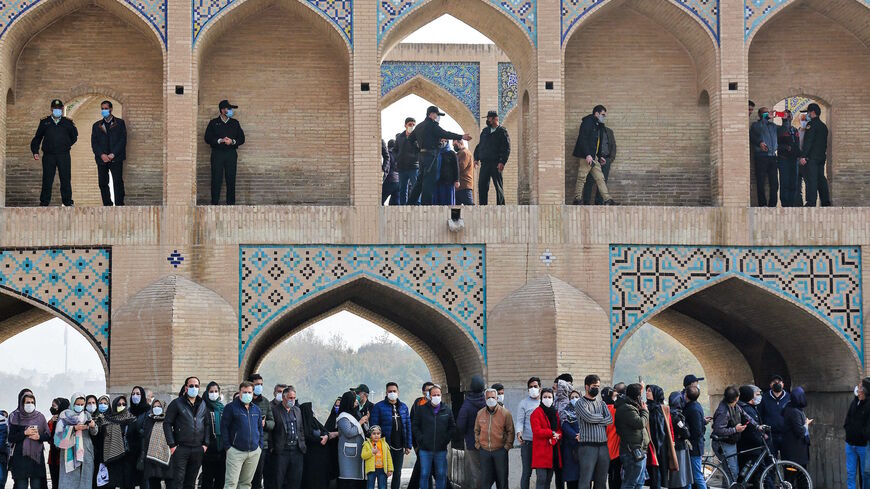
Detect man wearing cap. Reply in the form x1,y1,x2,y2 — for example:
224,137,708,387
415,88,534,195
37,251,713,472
799,102,831,207
683,374,704,393
758,375,791,458
90,100,127,206
473,110,510,205
355,384,375,433
31,99,78,206
407,106,472,205
204,100,245,205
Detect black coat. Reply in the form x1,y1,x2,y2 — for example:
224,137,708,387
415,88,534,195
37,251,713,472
801,118,828,163
411,402,456,452
395,131,420,170
409,118,464,152
31,116,78,155
572,114,602,159
91,117,127,162
163,396,210,448
140,417,173,480
300,402,329,489
270,402,307,455
780,406,810,466
473,125,510,165
845,397,870,446
438,150,459,185
7,423,49,478
204,116,245,152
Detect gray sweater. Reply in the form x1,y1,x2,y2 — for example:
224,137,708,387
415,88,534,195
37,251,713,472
575,396,613,444
515,397,540,441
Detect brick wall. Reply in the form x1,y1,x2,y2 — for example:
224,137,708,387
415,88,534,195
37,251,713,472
4,5,163,206
196,5,351,205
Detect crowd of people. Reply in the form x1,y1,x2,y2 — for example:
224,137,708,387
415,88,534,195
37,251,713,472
0,368,847,489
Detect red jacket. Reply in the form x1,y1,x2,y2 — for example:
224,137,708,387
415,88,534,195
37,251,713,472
605,403,621,460
530,407,562,469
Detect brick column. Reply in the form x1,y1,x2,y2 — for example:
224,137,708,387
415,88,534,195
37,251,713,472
163,0,195,206
535,0,563,205
717,0,750,207
351,0,380,207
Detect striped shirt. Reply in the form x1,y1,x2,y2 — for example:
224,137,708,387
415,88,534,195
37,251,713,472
575,396,613,444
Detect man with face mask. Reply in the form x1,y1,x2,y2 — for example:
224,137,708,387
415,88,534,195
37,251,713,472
736,385,764,472
31,99,78,207
776,109,801,207
574,374,613,489
370,382,412,489
221,381,263,489
473,110,510,205
799,102,831,207
749,106,779,207
515,377,542,489
846,379,870,489
407,106,472,205
572,105,616,206
90,100,126,206
454,140,475,205
758,375,790,459
475,388,514,489
247,373,274,489
614,383,650,489
395,117,420,205
164,377,210,489
204,99,245,205
269,386,306,489
491,384,506,407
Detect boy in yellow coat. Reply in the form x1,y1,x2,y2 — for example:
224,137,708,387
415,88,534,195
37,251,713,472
361,425,393,489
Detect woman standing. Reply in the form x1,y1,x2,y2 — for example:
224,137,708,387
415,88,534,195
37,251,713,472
92,395,111,488
560,391,582,489
646,385,673,489
530,387,562,489
139,400,172,489
324,397,342,485
665,392,693,489
433,141,458,205
102,396,135,489
8,391,51,489
48,397,72,489
300,400,334,489
54,393,98,489
336,391,366,489
128,386,149,489
781,387,811,468
200,382,226,489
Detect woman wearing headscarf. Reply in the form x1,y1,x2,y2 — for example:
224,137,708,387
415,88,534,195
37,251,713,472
336,391,366,489
645,385,676,489
560,390,582,489
54,393,98,489
101,395,135,489
48,396,72,489
8,390,51,489
200,382,225,489
300,399,334,489
324,397,342,485
139,399,172,489
781,386,811,468
530,387,562,489
666,392,693,489
92,395,111,488
128,386,149,489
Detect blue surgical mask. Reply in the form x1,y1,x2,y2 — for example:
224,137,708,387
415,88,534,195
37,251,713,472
240,393,254,404
226,109,234,118
131,395,142,404
101,109,111,118
253,385,263,396
52,109,62,118
73,405,84,413
187,386,199,398
152,407,163,416
98,404,109,413
762,112,769,120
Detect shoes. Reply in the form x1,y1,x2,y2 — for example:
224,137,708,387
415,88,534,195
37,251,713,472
572,198,583,205
604,199,617,205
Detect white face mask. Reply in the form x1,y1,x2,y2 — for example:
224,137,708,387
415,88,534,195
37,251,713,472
497,394,504,404
131,395,142,404
430,395,442,406
541,398,554,408
152,407,164,416
485,398,498,408
753,395,763,405
24,403,36,414
435,115,441,123
856,386,861,397
208,392,220,401
387,392,398,402
86,404,97,413
597,114,606,123
528,387,540,399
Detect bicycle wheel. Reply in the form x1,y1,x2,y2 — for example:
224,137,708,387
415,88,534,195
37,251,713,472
759,460,812,489
702,461,732,489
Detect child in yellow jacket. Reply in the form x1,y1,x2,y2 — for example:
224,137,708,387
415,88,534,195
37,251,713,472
361,425,393,489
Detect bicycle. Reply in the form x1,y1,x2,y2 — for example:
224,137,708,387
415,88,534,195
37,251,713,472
701,425,812,489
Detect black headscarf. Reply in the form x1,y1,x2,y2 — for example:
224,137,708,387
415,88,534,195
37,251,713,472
539,389,558,430
130,386,149,416
107,395,134,423
338,391,359,419
647,385,665,408
325,397,341,431
51,397,70,416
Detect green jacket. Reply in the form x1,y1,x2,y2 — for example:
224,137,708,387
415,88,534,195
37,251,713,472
614,397,649,452
252,395,275,449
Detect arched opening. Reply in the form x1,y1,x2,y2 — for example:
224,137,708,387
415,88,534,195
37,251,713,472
194,1,351,205
65,95,123,207
562,0,717,206
748,0,868,205
2,1,164,207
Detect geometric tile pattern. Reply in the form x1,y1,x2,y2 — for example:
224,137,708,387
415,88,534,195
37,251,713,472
784,96,812,113
0,248,111,363
239,245,486,364
744,0,789,39
377,0,537,46
381,61,480,119
498,62,518,118
609,245,863,362
0,0,167,47
561,0,720,45
193,0,353,47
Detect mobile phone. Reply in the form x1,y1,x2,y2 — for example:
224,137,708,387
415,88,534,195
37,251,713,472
637,376,643,383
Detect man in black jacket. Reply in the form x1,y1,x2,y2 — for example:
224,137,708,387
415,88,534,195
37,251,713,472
407,106,471,205
474,110,510,205
411,385,456,489
270,386,307,489
395,117,420,205
31,99,78,206
90,100,127,206
204,100,245,205
799,103,831,206
845,378,870,489
164,376,210,489
571,105,616,205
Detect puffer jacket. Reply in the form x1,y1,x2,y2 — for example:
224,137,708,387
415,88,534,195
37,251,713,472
614,397,649,454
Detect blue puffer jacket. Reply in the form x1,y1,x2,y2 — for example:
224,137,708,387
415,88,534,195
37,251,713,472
370,399,412,449
220,398,263,452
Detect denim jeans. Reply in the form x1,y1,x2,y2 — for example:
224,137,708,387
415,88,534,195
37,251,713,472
366,469,387,489
855,442,870,489
398,169,419,205
456,189,474,205
418,450,447,489
690,455,707,489
620,452,646,489
713,441,739,482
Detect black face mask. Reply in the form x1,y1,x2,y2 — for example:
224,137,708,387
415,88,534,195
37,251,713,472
50,407,59,415
588,387,600,397
772,383,784,393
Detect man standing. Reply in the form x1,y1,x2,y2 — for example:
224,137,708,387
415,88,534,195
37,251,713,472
575,374,613,489
515,377,541,489
473,110,510,205
411,385,456,489
90,100,126,206
382,140,399,205
454,140,474,205
31,99,77,207
749,106,779,207
491,383,506,406
581,123,616,204
222,381,263,489
407,106,472,205
395,117,420,205
355,384,374,432
407,382,435,489
205,99,245,205
847,379,870,489
684,386,708,489
164,377,210,489
758,375,791,459
270,386,306,489
572,105,616,205
800,102,831,206
777,109,801,207
456,375,487,489
248,374,274,489
370,382,412,489
475,388,514,489
711,386,749,481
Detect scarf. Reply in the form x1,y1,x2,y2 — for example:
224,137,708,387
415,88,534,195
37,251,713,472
9,393,49,463
540,403,558,431
204,382,225,440
560,400,578,425
130,386,150,417
145,413,171,466
102,397,134,462
337,412,365,438
57,392,89,473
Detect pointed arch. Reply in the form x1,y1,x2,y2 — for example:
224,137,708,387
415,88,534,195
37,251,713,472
380,76,479,137
745,0,870,49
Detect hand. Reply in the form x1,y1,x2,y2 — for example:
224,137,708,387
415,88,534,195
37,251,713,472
202,445,208,453
736,424,747,433
387,472,393,478
517,433,523,442
454,182,460,189
28,433,40,441
360,414,370,424
599,156,606,165
224,137,233,145
320,435,328,446
799,158,807,166
404,448,411,455
640,402,648,412
474,160,480,167
704,416,713,424
497,163,504,173
24,427,35,436
108,154,115,161
262,418,266,427
50,415,58,423
552,432,561,440
100,154,110,163
760,142,768,152
462,134,472,141
75,424,88,432
585,155,594,165
33,153,40,160
329,431,338,440
575,434,580,442
806,418,814,426
89,421,96,428
170,447,177,455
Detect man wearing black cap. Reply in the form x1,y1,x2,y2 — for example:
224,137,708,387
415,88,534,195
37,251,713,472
799,102,831,206
90,100,127,206
407,106,471,205
355,384,374,432
758,374,790,458
204,100,245,205
474,110,510,205
31,99,78,206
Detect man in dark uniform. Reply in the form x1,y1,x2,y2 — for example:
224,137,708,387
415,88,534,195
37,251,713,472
474,110,510,205
407,106,471,205
90,100,127,206
205,99,245,205
31,99,77,206
799,103,831,207
776,109,800,207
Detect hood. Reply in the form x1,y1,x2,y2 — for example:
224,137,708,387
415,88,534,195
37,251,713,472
667,392,684,410
464,391,487,410
470,375,486,394
789,387,807,409
647,385,665,405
